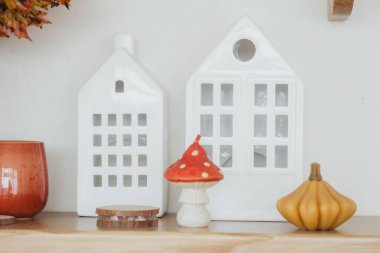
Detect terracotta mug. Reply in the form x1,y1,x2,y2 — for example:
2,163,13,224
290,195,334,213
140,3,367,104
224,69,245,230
0,141,48,218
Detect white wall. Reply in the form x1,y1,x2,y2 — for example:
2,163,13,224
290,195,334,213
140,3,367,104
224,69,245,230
0,0,379,215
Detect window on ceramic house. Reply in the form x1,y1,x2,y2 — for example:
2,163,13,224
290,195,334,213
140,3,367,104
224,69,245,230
89,112,151,188
115,80,124,93
199,82,236,170
138,175,148,187
108,175,117,187
252,82,290,170
196,80,292,172
123,175,132,187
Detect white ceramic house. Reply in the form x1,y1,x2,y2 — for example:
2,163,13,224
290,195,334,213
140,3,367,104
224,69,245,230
78,34,167,217
186,17,304,221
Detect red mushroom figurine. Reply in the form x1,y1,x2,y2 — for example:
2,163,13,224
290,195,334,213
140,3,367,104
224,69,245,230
164,135,224,227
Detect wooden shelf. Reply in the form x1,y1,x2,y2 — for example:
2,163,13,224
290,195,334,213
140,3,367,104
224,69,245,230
1,212,380,252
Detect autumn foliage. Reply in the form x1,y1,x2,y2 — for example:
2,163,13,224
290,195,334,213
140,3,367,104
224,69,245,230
0,0,70,40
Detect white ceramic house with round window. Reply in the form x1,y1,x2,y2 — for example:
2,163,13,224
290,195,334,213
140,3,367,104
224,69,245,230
78,34,167,217
186,17,303,221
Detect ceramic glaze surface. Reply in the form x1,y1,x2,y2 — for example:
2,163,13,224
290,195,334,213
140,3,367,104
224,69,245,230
186,17,304,221
77,34,167,217
0,141,48,218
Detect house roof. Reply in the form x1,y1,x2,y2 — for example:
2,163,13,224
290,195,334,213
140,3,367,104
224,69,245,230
195,16,295,76
79,35,162,101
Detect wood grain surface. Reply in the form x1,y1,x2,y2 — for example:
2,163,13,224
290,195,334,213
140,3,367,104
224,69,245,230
97,217,158,229
0,215,15,226
96,205,159,217
0,212,380,252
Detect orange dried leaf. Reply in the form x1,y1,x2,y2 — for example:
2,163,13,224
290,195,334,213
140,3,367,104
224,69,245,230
0,0,71,40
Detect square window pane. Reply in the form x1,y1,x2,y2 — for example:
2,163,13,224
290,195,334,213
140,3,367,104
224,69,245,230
221,84,233,106
202,145,213,160
108,134,117,146
108,154,117,167
138,175,147,187
138,114,147,126
93,114,101,126
93,175,102,187
108,175,117,187
123,154,132,167
201,83,213,106
275,145,288,168
123,134,132,146
93,155,102,167
138,134,147,146
220,145,232,167
276,84,288,107
254,145,266,168
275,115,288,137
123,114,132,126
200,114,213,137
108,114,117,126
123,175,132,187
138,154,147,167
255,84,267,107
220,115,233,137
254,115,267,137
93,134,102,147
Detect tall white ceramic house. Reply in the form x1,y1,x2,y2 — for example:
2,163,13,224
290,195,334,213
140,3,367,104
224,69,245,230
186,17,304,221
78,34,167,217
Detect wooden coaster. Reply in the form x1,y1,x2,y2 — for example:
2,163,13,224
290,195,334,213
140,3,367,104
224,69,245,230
0,215,15,226
97,217,158,229
96,205,159,229
96,205,159,217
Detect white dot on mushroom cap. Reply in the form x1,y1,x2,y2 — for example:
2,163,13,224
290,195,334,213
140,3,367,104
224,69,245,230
179,164,186,169
202,172,209,178
204,162,211,167
191,150,199,156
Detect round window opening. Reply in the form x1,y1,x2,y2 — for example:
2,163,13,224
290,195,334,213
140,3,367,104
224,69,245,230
233,39,256,62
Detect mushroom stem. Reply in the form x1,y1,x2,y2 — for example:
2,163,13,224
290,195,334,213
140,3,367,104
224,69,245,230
179,187,209,204
309,163,322,181
176,183,213,227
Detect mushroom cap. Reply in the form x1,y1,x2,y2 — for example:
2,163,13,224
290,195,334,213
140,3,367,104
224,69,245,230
164,135,224,183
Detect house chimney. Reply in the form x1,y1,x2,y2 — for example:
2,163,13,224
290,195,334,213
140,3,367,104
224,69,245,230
114,33,134,56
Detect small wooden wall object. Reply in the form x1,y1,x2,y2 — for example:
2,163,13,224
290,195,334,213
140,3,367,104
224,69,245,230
328,0,354,21
96,205,159,229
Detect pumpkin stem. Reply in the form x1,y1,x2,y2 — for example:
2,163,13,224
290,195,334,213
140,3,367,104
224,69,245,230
309,163,322,181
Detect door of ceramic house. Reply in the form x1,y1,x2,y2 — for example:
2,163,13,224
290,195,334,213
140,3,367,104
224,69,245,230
191,76,299,220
